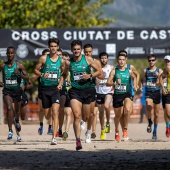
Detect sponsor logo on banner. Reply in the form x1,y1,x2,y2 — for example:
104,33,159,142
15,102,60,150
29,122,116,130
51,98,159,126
0,48,7,57
125,47,145,54
106,44,116,54
16,44,29,58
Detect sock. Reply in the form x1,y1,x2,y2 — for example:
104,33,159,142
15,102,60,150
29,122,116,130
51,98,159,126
59,128,62,132
49,125,52,129
166,122,170,128
166,122,169,128
76,138,81,142
124,128,127,131
9,129,13,133
40,122,43,126
153,124,158,132
148,119,152,124
86,130,91,135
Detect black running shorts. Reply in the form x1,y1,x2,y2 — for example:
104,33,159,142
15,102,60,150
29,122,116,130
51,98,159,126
145,90,161,104
96,93,112,105
21,91,28,106
41,86,60,109
113,92,133,108
68,87,95,104
162,94,170,109
3,87,23,102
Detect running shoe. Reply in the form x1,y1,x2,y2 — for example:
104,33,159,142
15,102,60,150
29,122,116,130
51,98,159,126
105,122,110,133
63,131,68,141
56,130,63,137
100,129,106,140
85,132,91,143
47,128,53,135
80,120,86,131
165,127,170,138
14,117,21,132
51,138,57,145
17,135,22,142
38,126,43,135
115,132,120,142
76,141,82,151
152,131,157,140
91,132,96,139
122,129,129,141
147,122,153,133
7,131,13,140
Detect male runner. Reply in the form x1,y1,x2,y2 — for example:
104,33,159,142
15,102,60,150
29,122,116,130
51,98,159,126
0,46,29,141
34,38,68,145
141,54,162,139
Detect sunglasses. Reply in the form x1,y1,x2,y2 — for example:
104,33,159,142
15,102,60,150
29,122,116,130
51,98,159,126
148,59,156,62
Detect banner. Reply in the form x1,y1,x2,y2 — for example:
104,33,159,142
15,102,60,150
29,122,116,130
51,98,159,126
0,27,170,60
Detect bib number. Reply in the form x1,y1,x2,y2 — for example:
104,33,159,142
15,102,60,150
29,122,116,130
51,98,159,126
5,77,17,86
46,72,58,80
146,81,156,88
73,72,83,82
115,84,127,92
99,79,107,86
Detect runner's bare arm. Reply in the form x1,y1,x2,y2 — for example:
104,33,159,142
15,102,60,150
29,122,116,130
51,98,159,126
58,59,69,89
17,62,29,82
156,68,163,86
95,59,105,80
130,70,137,92
159,69,168,95
131,65,140,88
140,69,146,91
86,57,101,79
34,55,46,77
106,68,115,86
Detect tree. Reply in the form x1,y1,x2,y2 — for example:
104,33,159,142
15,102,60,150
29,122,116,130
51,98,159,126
0,0,115,29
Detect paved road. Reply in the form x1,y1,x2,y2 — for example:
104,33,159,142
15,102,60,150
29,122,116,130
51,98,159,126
0,122,170,170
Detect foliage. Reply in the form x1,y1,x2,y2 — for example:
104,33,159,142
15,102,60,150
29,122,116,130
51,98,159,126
0,0,115,29
0,0,115,77
127,59,164,77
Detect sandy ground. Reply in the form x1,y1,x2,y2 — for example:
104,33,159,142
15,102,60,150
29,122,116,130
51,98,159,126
0,121,170,170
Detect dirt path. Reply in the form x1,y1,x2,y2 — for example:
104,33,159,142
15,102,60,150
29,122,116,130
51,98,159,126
0,122,170,169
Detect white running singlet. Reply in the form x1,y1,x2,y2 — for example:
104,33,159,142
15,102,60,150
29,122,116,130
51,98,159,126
96,64,113,94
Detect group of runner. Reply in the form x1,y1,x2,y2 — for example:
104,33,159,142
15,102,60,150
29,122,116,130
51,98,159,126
0,37,170,151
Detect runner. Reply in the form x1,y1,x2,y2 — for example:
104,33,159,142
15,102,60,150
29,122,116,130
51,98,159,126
95,52,114,140
159,55,170,137
68,40,101,150
34,38,68,145
141,54,162,139
31,48,53,135
83,44,104,143
117,50,140,132
106,52,137,142
0,46,29,141
56,51,73,140
20,75,33,121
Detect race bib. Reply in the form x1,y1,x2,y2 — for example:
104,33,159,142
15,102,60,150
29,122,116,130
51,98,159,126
73,72,83,82
146,80,156,88
99,79,107,86
46,72,58,80
115,84,127,92
5,78,17,86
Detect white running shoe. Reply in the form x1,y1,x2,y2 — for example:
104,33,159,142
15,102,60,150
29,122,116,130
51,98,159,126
85,132,91,143
80,120,86,131
17,136,22,142
51,138,57,145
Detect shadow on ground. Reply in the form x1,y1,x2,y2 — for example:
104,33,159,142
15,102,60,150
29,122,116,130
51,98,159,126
0,149,170,170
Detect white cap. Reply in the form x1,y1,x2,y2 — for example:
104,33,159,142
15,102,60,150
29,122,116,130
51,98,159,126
164,55,170,60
